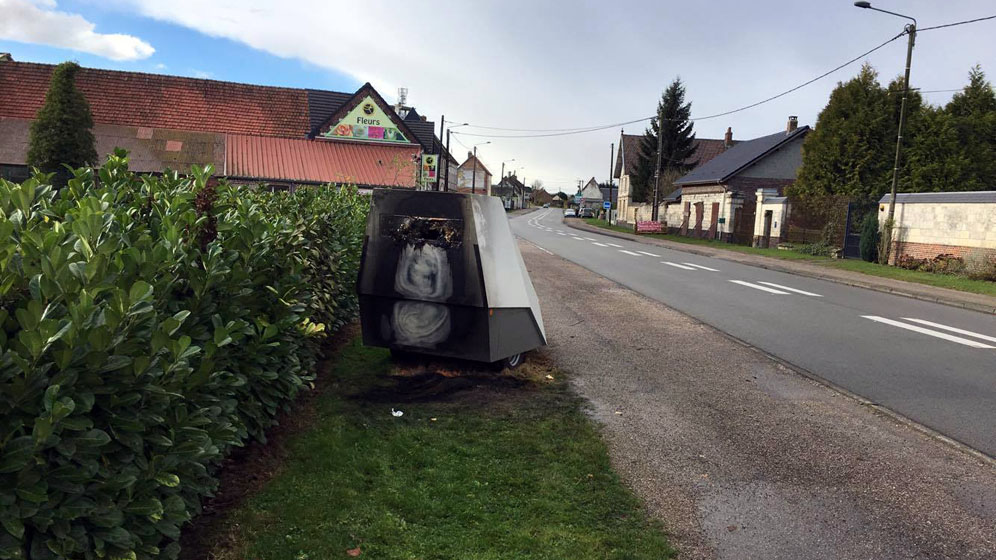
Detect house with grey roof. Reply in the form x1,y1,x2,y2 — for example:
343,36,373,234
613,128,733,224
665,117,809,243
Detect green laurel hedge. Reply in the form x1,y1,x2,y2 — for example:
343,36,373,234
0,152,367,559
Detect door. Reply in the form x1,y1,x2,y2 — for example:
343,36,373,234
708,202,720,239
694,202,704,237
762,210,773,248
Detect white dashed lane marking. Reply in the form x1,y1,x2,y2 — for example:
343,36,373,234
863,316,995,349
756,281,822,297
619,250,642,256
582,237,596,241
592,242,608,247
663,262,696,270
683,263,720,272
729,280,790,294
900,318,996,345
638,251,661,257
606,243,623,248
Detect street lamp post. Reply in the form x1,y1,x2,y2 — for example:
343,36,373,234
444,123,469,192
471,141,490,195
854,1,916,263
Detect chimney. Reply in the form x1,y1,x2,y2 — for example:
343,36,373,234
420,115,427,121
786,116,798,134
724,127,733,148
468,151,473,159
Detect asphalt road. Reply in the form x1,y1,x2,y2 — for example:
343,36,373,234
511,209,996,457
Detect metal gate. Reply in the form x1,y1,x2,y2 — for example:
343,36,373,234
842,202,862,259
731,199,756,245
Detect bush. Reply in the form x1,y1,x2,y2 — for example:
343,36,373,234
797,241,835,256
895,253,965,275
964,249,996,281
858,213,878,262
0,153,367,559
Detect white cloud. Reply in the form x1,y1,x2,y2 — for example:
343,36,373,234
154,62,167,70
114,1,996,187
0,0,154,61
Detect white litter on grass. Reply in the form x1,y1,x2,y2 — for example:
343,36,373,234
391,408,404,417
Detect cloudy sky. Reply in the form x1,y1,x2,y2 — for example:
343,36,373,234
2,0,995,193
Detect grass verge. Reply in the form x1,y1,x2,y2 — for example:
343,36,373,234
188,338,674,560
581,218,996,297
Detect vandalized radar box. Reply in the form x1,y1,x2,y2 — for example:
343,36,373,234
357,189,546,364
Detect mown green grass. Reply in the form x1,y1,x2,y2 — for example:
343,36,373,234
581,218,996,297
212,340,674,560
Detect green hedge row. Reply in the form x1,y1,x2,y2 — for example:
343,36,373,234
0,152,367,559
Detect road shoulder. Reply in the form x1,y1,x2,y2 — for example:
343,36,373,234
564,218,996,314
520,240,996,560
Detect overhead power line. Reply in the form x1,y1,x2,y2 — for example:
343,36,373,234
918,14,996,32
456,31,908,139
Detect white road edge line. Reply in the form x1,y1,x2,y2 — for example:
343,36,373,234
757,281,823,297
863,316,995,349
683,263,720,272
532,243,554,255
592,242,608,247
606,243,623,248
663,262,696,270
619,250,642,256
900,318,996,344
638,251,662,257
729,280,790,294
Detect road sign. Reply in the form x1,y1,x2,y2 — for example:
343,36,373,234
603,201,611,209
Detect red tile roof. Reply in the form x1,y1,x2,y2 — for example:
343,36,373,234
691,138,730,168
0,61,309,138
226,134,420,187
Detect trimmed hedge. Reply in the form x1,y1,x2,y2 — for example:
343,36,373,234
0,152,367,559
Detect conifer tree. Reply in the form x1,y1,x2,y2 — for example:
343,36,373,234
27,61,97,186
631,78,697,202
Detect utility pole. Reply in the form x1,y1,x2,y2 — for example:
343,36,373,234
434,115,444,191
651,107,663,222
608,142,615,225
885,23,916,261
853,1,916,264
445,129,452,192
472,146,478,195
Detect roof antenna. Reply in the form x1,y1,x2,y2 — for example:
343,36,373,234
396,87,409,118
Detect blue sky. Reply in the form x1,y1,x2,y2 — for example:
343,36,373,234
3,0,996,192
0,0,358,90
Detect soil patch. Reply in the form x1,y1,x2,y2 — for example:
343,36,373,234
178,323,359,560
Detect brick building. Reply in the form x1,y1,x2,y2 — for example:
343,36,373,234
0,57,452,189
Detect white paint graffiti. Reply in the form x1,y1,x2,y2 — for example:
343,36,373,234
392,244,454,347
395,244,453,300
391,301,452,347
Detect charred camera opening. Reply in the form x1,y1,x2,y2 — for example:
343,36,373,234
386,216,464,249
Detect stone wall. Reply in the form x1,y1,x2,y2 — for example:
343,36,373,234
889,196,996,261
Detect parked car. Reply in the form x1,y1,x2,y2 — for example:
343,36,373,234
543,203,550,208
578,208,595,218
564,209,577,217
